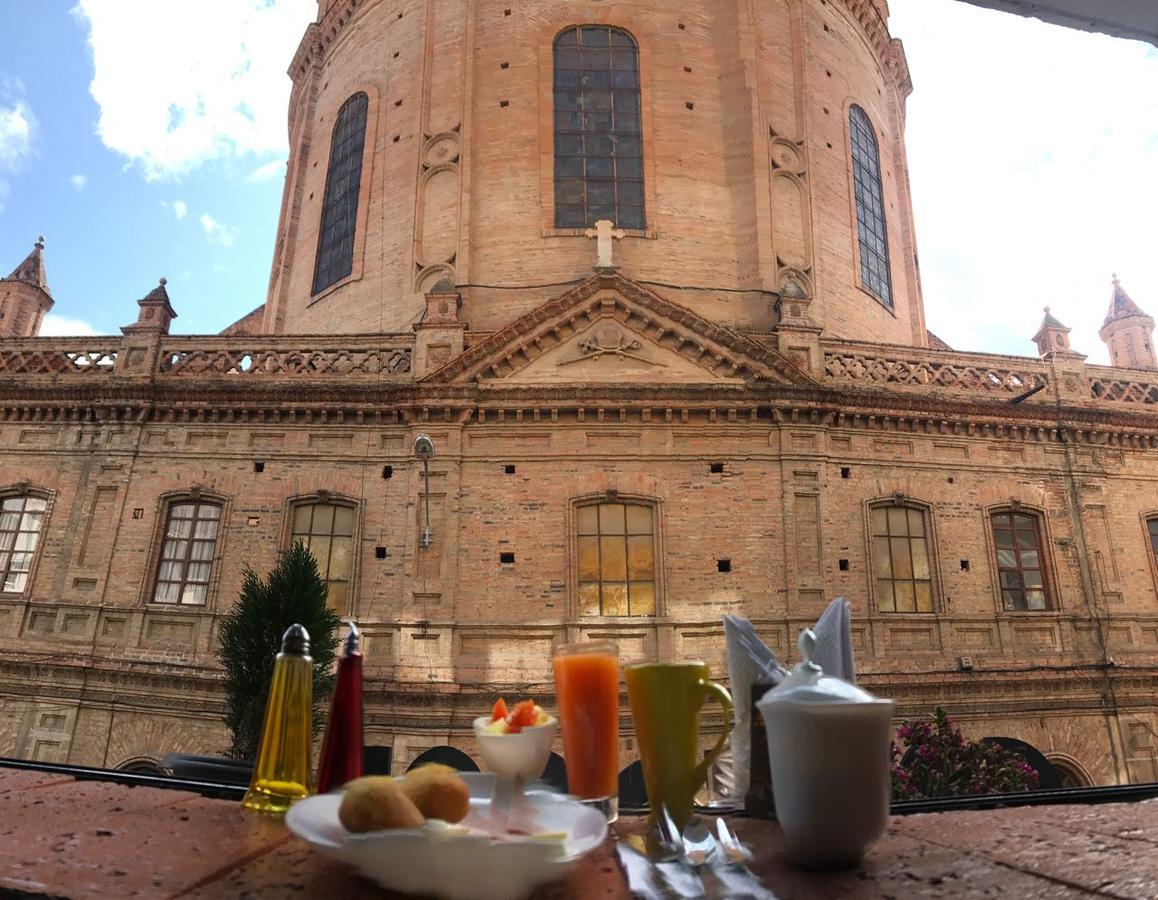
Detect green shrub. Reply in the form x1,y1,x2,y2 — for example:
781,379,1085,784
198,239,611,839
217,541,341,760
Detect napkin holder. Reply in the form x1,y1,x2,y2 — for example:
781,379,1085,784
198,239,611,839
744,679,777,819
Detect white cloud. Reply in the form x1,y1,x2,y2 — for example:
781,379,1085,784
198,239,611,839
200,212,238,247
73,0,316,181
70,174,88,192
39,314,100,336
246,159,287,182
0,88,36,213
0,99,35,172
172,199,188,220
889,0,1158,364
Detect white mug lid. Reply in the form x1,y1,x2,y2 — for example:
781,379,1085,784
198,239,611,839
759,629,882,705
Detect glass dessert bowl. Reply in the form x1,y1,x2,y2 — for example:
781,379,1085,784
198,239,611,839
472,699,558,782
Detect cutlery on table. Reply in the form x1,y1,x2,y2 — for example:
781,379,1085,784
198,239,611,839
715,817,754,865
710,818,780,899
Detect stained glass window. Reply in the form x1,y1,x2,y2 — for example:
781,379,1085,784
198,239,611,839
0,494,46,594
153,501,221,605
553,26,645,230
870,505,934,613
291,502,356,613
577,502,655,616
992,511,1050,611
849,105,893,307
312,92,370,295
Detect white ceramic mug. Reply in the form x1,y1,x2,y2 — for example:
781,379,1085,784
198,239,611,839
758,698,894,869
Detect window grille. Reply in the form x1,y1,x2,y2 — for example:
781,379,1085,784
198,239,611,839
576,502,656,616
312,92,370,295
849,105,893,307
553,27,645,230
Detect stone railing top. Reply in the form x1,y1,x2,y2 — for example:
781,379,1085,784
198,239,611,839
156,334,413,379
821,339,1051,399
0,334,414,380
1086,364,1158,405
0,342,120,376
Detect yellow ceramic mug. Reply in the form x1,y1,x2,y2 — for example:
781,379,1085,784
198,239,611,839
625,661,733,830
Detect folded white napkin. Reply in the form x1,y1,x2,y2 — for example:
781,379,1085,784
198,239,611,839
724,597,855,798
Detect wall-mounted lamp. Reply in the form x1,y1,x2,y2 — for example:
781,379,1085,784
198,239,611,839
414,433,435,549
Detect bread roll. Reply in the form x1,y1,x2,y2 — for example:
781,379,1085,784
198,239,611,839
338,776,425,832
400,766,471,823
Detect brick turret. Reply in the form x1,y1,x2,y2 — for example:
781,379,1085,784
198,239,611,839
1099,275,1156,370
0,237,54,337
1032,306,1082,359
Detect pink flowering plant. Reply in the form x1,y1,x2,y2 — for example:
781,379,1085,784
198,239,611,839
891,707,1039,801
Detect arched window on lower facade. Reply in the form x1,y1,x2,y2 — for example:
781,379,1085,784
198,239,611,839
1146,516,1158,568
991,510,1051,611
0,491,48,595
290,500,356,613
576,500,656,616
869,502,936,613
152,498,223,605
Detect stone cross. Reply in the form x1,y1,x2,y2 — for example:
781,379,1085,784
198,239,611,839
584,219,625,269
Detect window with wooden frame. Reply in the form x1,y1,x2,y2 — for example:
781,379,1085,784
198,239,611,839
290,501,356,613
992,510,1050,611
0,493,47,594
553,26,645,230
312,92,370,296
1147,517,1158,569
870,504,935,613
153,500,222,605
576,502,656,616
849,105,893,308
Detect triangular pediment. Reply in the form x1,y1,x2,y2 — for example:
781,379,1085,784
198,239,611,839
424,271,814,387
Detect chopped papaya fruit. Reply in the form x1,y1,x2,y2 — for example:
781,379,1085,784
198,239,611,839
507,700,539,732
491,698,509,722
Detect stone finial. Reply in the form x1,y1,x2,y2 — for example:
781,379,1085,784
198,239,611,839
121,277,178,335
1032,305,1082,359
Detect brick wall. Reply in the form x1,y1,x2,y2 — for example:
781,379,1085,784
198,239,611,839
267,0,924,347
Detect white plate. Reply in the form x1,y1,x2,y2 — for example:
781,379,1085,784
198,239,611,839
286,773,608,900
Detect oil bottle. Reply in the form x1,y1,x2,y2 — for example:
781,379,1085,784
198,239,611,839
242,623,314,814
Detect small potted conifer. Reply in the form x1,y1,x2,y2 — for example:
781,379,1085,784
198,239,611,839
163,542,341,785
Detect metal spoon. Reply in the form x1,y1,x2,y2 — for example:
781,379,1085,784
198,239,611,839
716,818,754,866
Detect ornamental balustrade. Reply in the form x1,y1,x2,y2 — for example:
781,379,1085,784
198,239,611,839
0,335,413,379
822,342,1051,399
1086,367,1158,405
156,336,412,378
0,344,119,375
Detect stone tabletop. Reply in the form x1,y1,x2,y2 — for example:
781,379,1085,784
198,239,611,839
2,767,1157,898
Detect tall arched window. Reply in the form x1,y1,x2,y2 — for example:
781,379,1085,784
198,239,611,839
0,492,47,595
991,510,1050,611
553,26,644,230
849,105,892,307
312,92,369,295
869,503,935,612
576,501,656,616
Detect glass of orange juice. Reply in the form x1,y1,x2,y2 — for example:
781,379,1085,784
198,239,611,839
553,640,620,822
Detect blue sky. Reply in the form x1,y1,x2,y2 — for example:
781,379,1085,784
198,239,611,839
0,1,1155,365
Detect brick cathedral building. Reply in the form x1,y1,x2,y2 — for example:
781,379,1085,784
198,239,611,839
2,0,1157,788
